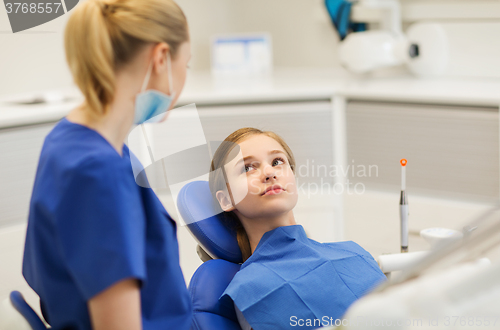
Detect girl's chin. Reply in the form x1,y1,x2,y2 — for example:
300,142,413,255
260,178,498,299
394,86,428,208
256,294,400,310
241,206,295,219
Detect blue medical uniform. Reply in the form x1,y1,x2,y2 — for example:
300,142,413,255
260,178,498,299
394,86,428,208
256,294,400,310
221,225,387,330
22,117,192,330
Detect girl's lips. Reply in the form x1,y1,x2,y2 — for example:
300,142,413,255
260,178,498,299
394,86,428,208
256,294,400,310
262,188,284,196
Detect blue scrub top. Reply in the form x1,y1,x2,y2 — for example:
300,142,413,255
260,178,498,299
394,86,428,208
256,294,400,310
22,117,192,330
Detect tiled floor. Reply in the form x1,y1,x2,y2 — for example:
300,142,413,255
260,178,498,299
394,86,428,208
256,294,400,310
0,189,497,320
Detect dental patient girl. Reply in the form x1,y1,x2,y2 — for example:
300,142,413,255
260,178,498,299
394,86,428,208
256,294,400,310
209,128,386,330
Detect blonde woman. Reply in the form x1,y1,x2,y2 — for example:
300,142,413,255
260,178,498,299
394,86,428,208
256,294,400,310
210,128,387,330
22,0,192,329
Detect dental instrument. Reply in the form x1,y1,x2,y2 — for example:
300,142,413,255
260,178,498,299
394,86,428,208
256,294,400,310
420,227,463,250
400,159,409,253
377,251,428,274
376,206,500,292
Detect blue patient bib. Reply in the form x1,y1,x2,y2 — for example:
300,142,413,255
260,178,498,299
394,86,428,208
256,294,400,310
221,225,386,330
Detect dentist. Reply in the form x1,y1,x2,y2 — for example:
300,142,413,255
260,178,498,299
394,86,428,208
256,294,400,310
22,0,192,329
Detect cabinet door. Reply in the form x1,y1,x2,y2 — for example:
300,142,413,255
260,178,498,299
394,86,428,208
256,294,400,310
153,101,336,228
0,123,56,228
198,100,334,186
346,101,499,202
152,101,335,194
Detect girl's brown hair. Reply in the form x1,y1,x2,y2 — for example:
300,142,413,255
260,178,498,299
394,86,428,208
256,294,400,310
209,128,296,262
64,0,188,116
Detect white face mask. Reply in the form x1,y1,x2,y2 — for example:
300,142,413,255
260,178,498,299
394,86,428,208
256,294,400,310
133,52,176,125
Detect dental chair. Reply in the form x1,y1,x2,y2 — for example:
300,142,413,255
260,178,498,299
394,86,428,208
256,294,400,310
177,181,243,330
176,181,409,330
4,291,47,330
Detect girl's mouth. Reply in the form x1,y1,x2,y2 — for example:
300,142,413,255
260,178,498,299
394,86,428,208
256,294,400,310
262,186,285,196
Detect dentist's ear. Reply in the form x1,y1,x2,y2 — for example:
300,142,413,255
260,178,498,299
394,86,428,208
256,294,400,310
216,190,235,212
152,42,171,75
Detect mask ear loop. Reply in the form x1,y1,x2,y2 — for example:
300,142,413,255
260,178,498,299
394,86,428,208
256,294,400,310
140,51,174,95
140,60,154,93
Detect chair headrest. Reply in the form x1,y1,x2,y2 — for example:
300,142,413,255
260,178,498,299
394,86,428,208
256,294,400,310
177,181,242,264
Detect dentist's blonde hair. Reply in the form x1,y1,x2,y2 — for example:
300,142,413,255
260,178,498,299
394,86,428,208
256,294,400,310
64,0,188,116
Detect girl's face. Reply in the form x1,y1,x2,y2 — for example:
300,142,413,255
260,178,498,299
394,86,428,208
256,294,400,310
217,135,298,219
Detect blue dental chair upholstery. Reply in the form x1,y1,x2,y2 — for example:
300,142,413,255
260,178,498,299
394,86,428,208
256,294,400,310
177,181,243,330
9,291,47,330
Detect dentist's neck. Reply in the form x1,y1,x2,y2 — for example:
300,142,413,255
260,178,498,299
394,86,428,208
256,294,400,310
237,210,297,255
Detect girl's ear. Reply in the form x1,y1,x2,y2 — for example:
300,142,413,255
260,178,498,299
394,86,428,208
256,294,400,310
216,190,235,212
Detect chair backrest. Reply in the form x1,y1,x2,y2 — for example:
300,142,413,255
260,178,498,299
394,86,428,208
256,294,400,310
189,259,241,330
177,181,242,330
9,291,47,330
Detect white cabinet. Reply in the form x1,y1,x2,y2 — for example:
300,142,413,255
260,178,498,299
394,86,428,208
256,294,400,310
0,123,56,228
1,99,498,229
346,100,499,202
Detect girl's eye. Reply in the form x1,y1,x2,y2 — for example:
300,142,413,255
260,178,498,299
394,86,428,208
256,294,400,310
272,157,285,166
244,164,255,173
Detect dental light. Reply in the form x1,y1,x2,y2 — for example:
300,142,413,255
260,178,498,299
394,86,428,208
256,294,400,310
338,0,448,76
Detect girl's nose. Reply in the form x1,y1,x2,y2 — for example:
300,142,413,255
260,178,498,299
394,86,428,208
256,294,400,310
265,174,277,181
263,164,277,181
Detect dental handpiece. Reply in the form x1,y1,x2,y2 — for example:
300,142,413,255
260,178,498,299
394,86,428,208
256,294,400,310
400,159,409,253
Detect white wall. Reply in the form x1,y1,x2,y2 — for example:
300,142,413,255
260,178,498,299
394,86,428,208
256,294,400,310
0,0,341,97
0,7,73,97
176,0,341,71
2,0,499,97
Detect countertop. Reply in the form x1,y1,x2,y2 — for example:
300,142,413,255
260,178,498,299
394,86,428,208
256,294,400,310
1,67,499,129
